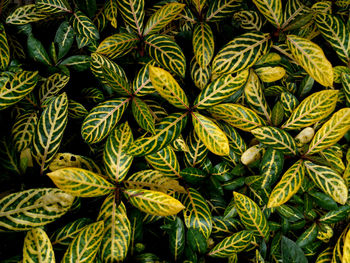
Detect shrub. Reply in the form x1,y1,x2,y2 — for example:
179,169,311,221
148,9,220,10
0,0,350,262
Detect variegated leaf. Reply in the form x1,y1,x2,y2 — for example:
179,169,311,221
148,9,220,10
252,0,283,28
104,0,118,28
36,0,72,14
0,23,10,70
184,131,208,168
190,57,211,90
117,0,144,36
132,97,155,134
39,73,70,104
96,33,138,59
23,228,55,263
6,4,48,25
193,22,214,68
11,112,37,153
206,0,242,22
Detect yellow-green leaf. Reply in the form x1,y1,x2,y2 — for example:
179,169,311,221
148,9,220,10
193,22,214,68
209,103,267,131
304,161,348,205
124,189,185,216
11,112,38,153
306,108,350,155
0,23,10,70
255,66,285,82
252,0,283,28
36,0,72,14
132,97,156,134
23,228,55,263
6,4,48,25
267,160,304,208
96,33,138,59
190,57,211,90
192,111,229,156
117,0,144,36
206,0,243,22
104,0,118,28
49,153,102,174
281,90,338,130
47,167,115,197
39,73,70,104
286,35,333,87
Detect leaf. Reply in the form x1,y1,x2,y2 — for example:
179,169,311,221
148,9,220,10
281,236,308,263
23,228,55,263
127,112,188,157
282,0,313,31
233,191,269,240
182,188,212,239
70,10,99,42
36,0,72,14
32,93,68,174
49,153,102,174
255,66,285,82
190,57,211,90
149,66,189,109
103,122,133,182
251,126,298,155
168,217,185,261
286,35,333,87
344,229,350,263
61,221,104,263
39,73,70,104
0,138,21,175
206,0,242,22
209,103,267,131
194,69,249,109
0,188,74,231
244,70,271,121
208,230,254,258
0,23,10,70
60,55,91,71
81,98,130,144
343,73,350,105
124,189,184,216
280,92,299,118
27,35,52,65
184,131,208,168
11,112,38,152
304,161,348,205
6,4,48,25
259,148,284,189
145,146,181,178
187,227,207,254
267,160,304,208
315,13,350,64
180,167,207,184
51,218,93,246
48,167,114,197
96,33,138,59
68,99,88,119
132,60,158,96
193,22,214,68
104,0,118,28
132,97,155,134
191,0,206,15
117,0,144,36
143,2,185,36
234,10,262,31
252,0,283,28
306,108,350,155
281,90,339,130
192,112,229,156
97,195,131,262
54,21,74,60
145,35,186,78
0,71,38,110
212,31,271,75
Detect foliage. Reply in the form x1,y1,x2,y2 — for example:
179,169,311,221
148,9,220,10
0,0,350,262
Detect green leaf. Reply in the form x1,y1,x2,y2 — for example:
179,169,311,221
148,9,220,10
281,236,307,263
0,71,38,110
104,0,118,28
50,218,93,246
282,0,313,31
103,122,134,182
206,0,242,22
0,23,10,70
168,217,185,261
212,31,271,75
70,10,99,42
194,69,249,109
61,221,104,263
39,73,70,104
315,13,350,64
60,55,91,71
184,131,208,168
27,34,52,65
68,99,88,119
11,112,38,152
251,126,298,155
190,57,211,90
193,22,214,68
127,112,188,157
97,195,131,262
319,205,350,224
244,70,271,121
280,91,299,118
281,90,339,130
145,146,181,178
233,191,269,240
145,35,186,78
0,138,21,175
124,189,185,216
259,148,284,189
0,188,74,231
182,188,212,239
233,10,262,31
192,111,229,156
187,227,207,254
180,167,207,184
23,228,55,263
36,0,72,14
304,161,348,205
209,103,267,131
306,108,350,155
32,93,68,174
96,33,138,59
208,230,254,258
132,97,155,134
149,66,189,109
296,223,318,248
143,2,185,36
286,35,333,87
47,165,114,196
268,160,304,208
191,0,206,15
6,4,48,25
252,0,283,28
81,98,130,144
54,21,74,60
117,0,144,36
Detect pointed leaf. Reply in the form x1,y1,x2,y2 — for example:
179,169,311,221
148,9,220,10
71,10,99,42
206,0,242,22
0,23,10,70
259,148,284,189
252,0,283,28
96,33,138,59
36,0,72,14
6,4,48,25
193,22,214,68
39,73,70,104
11,112,38,152
104,0,118,28
117,0,144,36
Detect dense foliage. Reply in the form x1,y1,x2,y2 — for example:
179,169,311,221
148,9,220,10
0,0,350,262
